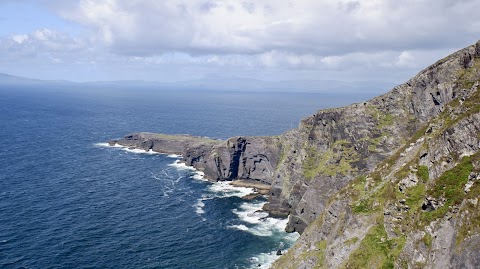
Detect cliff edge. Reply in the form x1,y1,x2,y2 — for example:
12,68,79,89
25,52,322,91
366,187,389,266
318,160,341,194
110,40,480,268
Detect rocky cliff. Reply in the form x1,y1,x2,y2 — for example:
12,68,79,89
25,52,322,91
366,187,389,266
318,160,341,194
110,40,480,268
109,133,281,185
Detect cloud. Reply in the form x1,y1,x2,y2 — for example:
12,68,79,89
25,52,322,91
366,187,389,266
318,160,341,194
1,28,85,57
11,34,29,44
0,28,89,71
395,51,415,67
1,0,479,84
50,0,480,57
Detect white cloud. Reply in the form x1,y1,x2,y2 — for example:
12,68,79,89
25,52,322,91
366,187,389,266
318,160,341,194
12,34,28,44
395,51,415,67
1,0,479,84
1,28,86,62
51,0,480,57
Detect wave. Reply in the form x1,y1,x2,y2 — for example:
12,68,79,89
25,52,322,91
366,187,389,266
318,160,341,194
168,160,209,182
228,224,249,231
230,201,300,268
232,201,290,237
247,251,282,269
194,199,205,215
206,181,255,198
168,160,195,170
164,156,299,268
192,170,207,181
95,142,161,155
94,142,123,148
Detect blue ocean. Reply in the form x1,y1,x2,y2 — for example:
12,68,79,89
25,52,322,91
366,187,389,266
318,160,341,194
0,85,374,268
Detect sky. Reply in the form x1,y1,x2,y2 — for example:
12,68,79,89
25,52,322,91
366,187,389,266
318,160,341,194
0,0,479,86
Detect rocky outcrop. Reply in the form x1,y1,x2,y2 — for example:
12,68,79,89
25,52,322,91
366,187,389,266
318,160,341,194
109,132,281,185
111,40,480,268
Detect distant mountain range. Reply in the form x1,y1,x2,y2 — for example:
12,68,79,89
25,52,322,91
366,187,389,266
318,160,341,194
0,72,395,93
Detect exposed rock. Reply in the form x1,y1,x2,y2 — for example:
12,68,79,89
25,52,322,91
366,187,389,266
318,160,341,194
272,40,480,269
422,196,445,211
110,133,281,184
110,40,480,268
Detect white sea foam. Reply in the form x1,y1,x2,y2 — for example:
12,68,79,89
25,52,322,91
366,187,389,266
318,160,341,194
195,199,205,215
207,181,255,198
231,201,292,237
168,160,196,170
167,154,182,158
247,251,282,269
94,142,110,147
122,147,146,154
242,212,300,269
167,160,209,182
95,142,162,155
228,224,249,231
95,142,125,148
232,202,268,225
192,171,208,181
203,179,299,269
122,147,162,154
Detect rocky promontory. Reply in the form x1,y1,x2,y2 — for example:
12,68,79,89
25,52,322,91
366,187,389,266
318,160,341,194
110,40,480,268
109,132,281,190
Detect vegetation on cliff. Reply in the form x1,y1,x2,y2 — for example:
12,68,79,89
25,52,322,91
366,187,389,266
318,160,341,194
272,41,480,269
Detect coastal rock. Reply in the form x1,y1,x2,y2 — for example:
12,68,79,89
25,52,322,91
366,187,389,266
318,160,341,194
110,133,281,185
272,40,480,268
111,40,480,268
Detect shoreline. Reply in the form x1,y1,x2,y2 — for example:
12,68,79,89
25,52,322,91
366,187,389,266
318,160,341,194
96,141,296,268
98,142,273,199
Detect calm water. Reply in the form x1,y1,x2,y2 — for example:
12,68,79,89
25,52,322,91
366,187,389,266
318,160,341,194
0,85,374,268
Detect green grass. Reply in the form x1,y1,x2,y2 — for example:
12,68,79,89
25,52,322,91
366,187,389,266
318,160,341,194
422,233,433,248
378,113,394,129
405,183,426,208
314,240,328,268
420,154,477,223
456,197,480,246
153,133,218,143
303,141,358,180
344,237,359,245
353,198,373,214
417,165,429,182
366,105,395,130
343,223,405,269
276,144,290,170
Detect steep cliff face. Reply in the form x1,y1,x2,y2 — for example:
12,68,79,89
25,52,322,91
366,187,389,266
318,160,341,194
266,41,480,233
271,41,480,268
111,40,480,268
110,133,281,184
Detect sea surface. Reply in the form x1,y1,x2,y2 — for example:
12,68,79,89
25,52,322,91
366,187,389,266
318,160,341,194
0,85,374,268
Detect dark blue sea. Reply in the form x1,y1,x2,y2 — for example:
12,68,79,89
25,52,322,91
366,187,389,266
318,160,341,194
0,85,374,268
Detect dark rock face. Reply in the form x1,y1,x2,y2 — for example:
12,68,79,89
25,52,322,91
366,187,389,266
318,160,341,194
110,133,281,185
